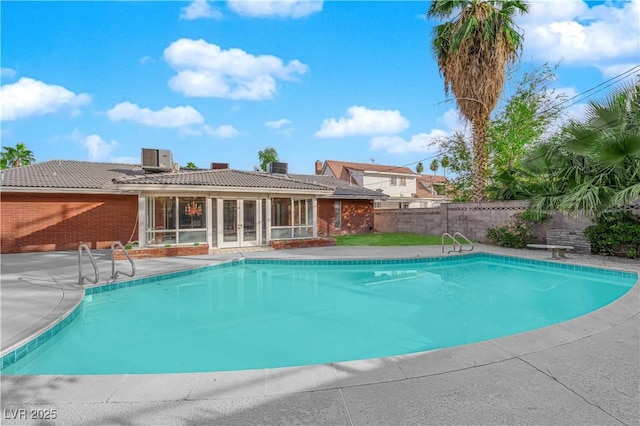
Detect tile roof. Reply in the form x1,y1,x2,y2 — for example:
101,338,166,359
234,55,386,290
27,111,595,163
415,174,451,199
289,174,388,199
0,161,333,193
322,160,415,182
114,168,333,191
0,160,144,191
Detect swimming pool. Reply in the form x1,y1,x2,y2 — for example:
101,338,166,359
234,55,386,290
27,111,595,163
2,253,636,375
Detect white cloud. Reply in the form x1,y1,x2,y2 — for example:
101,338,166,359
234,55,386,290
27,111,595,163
204,124,239,138
180,0,222,20
227,0,322,18
106,101,204,128
265,118,291,129
369,131,450,155
0,77,90,121
519,0,640,72
83,134,118,162
315,106,409,138
180,124,240,138
164,38,308,100
598,63,640,79
139,56,155,65
1,67,16,78
369,108,462,154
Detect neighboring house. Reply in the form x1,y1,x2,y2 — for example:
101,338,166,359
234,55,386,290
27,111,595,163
289,174,388,237
413,174,451,208
315,160,452,209
0,158,333,254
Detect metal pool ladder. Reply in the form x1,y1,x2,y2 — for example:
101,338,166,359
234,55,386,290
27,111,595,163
78,242,136,285
441,232,474,254
110,241,136,280
78,243,99,285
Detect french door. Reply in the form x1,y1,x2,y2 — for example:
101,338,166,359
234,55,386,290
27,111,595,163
220,199,260,247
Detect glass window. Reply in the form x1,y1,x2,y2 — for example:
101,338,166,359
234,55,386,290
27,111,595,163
399,177,407,186
390,177,397,186
146,196,208,245
272,198,292,226
179,197,206,229
334,201,342,229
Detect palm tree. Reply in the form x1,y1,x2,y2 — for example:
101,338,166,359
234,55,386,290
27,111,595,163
526,83,640,216
440,155,450,178
427,0,528,201
0,142,35,169
430,159,439,174
416,162,424,174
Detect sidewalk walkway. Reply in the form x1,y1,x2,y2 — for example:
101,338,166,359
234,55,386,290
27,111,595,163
1,245,638,425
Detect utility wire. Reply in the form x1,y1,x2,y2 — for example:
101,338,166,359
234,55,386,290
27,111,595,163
343,64,639,187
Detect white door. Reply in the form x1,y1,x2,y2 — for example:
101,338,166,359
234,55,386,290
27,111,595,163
220,199,260,247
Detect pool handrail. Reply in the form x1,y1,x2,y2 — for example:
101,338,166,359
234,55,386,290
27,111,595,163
454,232,474,253
111,241,136,279
441,232,474,254
78,243,99,285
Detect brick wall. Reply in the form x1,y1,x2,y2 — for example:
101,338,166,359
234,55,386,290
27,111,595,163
113,244,209,260
270,238,337,249
1,192,138,253
317,199,375,237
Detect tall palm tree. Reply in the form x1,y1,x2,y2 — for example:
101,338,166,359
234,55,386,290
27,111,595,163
0,142,35,169
427,0,528,201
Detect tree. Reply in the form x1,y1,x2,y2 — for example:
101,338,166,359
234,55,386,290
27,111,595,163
488,63,567,175
427,0,528,201
526,82,640,216
429,159,439,174
0,142,35,169
440,155,450,178
431,131,474,201
416,162,424,174
185,162,197,169
257,147,279,171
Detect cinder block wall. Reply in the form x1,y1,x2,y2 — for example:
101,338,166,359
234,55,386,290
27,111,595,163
1,193,139,253
375,201,531,242
317,199,374,237
373,200,627,253
374,208,442,235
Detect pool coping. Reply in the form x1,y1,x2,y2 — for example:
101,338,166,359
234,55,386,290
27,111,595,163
1,247,638,403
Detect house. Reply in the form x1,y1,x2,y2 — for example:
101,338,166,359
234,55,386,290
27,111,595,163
0,153,390,254
315,159,452,209
0,157,334,254
289,174,388,237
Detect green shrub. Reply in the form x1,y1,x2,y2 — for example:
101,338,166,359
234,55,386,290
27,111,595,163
487,212,548,249
584,211,640,258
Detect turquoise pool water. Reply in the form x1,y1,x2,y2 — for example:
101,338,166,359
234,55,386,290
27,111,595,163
3,254,636,375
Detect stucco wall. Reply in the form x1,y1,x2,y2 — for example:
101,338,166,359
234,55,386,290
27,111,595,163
1,192,139,253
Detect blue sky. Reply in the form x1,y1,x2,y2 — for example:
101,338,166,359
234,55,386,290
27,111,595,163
1,1,639,174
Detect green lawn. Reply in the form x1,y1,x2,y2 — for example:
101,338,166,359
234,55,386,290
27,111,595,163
335,232,443,246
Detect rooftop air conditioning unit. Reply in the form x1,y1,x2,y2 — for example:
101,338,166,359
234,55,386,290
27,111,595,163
267,161,288,175
141,148,173,172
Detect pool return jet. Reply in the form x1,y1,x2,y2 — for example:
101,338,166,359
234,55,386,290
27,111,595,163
78,241,136,285
441,232,474,254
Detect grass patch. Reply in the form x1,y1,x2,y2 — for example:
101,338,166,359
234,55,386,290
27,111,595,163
336,233,443,246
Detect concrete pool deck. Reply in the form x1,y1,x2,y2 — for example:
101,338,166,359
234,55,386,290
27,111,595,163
1,244,638,425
